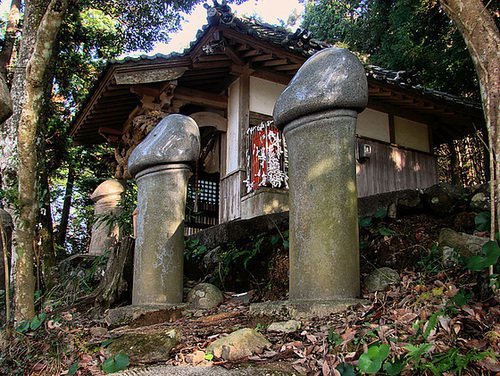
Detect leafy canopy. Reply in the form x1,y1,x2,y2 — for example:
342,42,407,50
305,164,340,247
302,0,478,98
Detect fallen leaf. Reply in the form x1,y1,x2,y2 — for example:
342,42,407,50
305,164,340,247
306,334,318,343
476,357,500,372
322,359,331,376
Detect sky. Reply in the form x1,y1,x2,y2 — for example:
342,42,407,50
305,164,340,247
155,0,303,54
0,0,304,56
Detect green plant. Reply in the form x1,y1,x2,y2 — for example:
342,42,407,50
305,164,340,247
255,323,266,332
327,328,343,347
204,352,214,361
336,362,356,375
95,181,137,236
358,343,390,374
405,343,433,367
466,240,499,271
405,346,494,375
417,244,446,273
101,353,130,374
16,312,47,333
185,238,208,263
383,356,406,375
474,211,490,232
67,362,79,375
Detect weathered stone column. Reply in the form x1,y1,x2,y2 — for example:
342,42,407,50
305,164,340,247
128,114,200,306
88,179,125,256
273,48,367,301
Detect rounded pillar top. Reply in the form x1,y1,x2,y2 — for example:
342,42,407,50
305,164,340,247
273,47,368,129
91,179,125,202
128,114,201,177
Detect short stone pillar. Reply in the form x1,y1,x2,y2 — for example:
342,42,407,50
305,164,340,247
128,114,200,306
273,48,368,301
88,179,125,256
0,208,13,289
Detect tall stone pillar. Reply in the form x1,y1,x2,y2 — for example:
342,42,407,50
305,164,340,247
128,114,200,306
273,48,367,302
88,179,125,256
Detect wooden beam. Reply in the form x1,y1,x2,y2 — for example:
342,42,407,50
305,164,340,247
252,70,291,85
242,49,261,58
192,60,233,69
274,63,302,71
222,28,304,64
251,53,274,62
261,58,288,67
223,40,244,65
174,87,227,109
114,67,187,85
230,64,255,77
196,54,231,62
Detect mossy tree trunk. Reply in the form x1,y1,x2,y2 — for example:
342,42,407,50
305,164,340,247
15,0,70,322
441,0,499,235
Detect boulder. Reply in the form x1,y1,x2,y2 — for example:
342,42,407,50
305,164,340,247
423,183,466,217
365,267,400,292
206,328,271,361
187,283,224,309
105,328,180,364
470,192,490,212
438,228,489,266
267,320,301,334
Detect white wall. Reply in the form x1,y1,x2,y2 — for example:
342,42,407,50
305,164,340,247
356,108,390,142
249,76,286,116
394,116,430,152
226,79,241,173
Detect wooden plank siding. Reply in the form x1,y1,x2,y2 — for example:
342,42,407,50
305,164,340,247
356,138,438,197
219,170,244,222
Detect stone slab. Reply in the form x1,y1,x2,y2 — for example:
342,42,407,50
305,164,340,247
249,299,367,320
105,304,186,328
241,188,289,219
116,364,294,375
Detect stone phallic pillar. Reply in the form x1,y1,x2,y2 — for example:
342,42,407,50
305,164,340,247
88,179,125,256
128,114,200,306
273,48,368,301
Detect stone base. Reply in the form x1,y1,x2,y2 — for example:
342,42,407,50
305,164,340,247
241,188,289,220
105,304,186,328
249,299,367,320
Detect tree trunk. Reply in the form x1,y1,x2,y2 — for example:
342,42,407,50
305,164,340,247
39,168,57,290
0,0,19,125
441,0,499,234
94,236,135,311
15,0,70,322
56,164,74,249
0,0,48,197
0,0,22,74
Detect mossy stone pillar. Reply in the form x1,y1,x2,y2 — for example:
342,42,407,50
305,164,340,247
274,48,367,301
89,179,125,256
128,114,200,305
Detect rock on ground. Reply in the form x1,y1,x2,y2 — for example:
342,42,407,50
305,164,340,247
365,267,400,292
438,227,489,266
187,283,224,309
206,328,271,361
267,320,301,333
105,328,180,364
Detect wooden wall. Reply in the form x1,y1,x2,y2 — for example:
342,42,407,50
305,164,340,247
220,170,244,222
356,138,438,197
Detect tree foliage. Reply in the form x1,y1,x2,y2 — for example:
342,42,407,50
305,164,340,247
302,0,480,97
